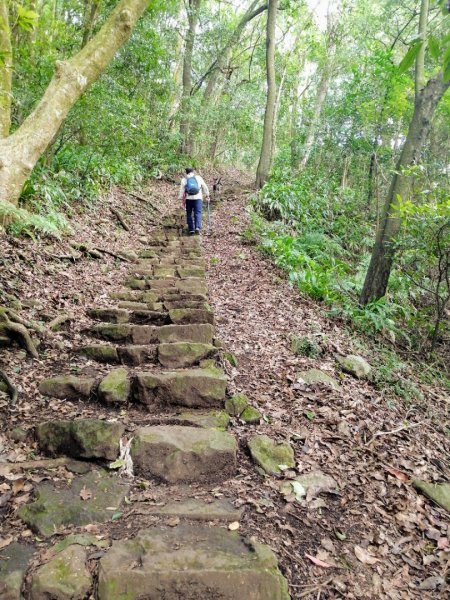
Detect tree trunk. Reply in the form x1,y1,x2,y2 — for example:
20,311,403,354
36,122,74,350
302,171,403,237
0,0,12,137
168,1,186,126
271,63,287,157
82,0,102,47
299,65,330,170
360,73,450,305
179,0,201,156
200,1,267,104
0,0,149,206
415,0,428,99
255,0,277,189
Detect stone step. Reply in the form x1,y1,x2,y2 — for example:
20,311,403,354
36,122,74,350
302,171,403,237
97,525,290,600
131,425,236,483
163,299,209,310
168,308,214,325
80,342,215,368
39,375,97,400
117,300,163,311
87,307,168,325
89,323,214,345
142,497,243,522
133,367,226,408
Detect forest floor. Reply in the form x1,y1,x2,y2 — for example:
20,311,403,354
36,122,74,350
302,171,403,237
0,171,449,599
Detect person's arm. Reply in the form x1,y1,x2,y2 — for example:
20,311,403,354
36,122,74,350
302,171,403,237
200,177,210,203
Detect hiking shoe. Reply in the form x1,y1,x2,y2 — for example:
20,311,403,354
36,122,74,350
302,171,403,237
189,230,195,235
195,229,200,235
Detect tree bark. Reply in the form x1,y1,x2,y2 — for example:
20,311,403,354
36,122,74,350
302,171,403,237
0,0,12,137
0,0,150,206
179,0,201,156
167,0,185,125
360,73,450,305
255,0,278,189
415,0,428,100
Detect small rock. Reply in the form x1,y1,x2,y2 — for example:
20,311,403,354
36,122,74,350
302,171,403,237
0,542,35,600
240,405,262,424
336,355,371,379
98,368,130,404
414,480,450,513
337,421,351,437
38,375,97,400
225,393,249,417
298,368,339,389
8,427,28,443
248,435,295,476
30,545,91,600
291,336,321,358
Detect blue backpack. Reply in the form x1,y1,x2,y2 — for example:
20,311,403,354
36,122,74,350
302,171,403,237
185,175,200,196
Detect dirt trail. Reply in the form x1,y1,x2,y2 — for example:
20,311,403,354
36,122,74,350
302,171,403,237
0,174,449,599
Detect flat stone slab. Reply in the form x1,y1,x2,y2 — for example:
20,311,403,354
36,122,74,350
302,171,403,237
145,498,243,521
157,323,214,344
87,307,130,323
90,323,132,342
169,308,214,325
131,425,236,483
98,368,130,404
0,542,35,600
176,409,230,429
36,419,124,460
80,344,119,363
298,368,339,389
39,375,97,400
98,525,290,600
336,354,371,379
30,545,91,600
117,344,157,365
134,368,227,408
19,470,130,537
158,342,216,369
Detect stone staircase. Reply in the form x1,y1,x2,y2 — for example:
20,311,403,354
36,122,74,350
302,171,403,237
8,209,291,599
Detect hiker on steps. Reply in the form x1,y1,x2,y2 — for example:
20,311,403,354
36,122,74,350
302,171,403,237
179,167,210,235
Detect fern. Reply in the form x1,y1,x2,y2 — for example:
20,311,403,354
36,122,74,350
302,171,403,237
0,201,67,238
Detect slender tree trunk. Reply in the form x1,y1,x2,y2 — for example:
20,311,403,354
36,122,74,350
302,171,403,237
360,73,450,305
168,1,186,126
272,63,287,156
255,0,277,189
200,0,266,104
0,0,12,137
299,65,330,170
0,0,150,206
82,0,102,47
415,0,428,99
179,0,201,156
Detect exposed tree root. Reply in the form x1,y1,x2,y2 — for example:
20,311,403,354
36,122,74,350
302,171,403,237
110,207,130,231
0,308,39,358
0,369,18,404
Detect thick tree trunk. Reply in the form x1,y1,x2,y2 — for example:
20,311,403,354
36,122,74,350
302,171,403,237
0,0,150,206
179,0,201,156
360,74,450,305
255,0,278,189
0,0,12,137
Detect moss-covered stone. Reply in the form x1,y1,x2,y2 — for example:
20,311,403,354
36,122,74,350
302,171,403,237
290,336,321,358
144,498,242,521
131,426,236,483
169,308,214,325
158,342,216,369
248,435,295,475
30,545,91,600
164,299,209,310
80,344,119,364
223,352,238,367
225,393,249,417
117,345,157,366
153,266,177,278
177,265,206,278
109,290,145,301
240,405,262,424
87,308,130,323
176,279,208,296
98,368,130,404
125,278,147,290
414,480,450,512
36,419,124,460
38,375,97,400
8,426,28,442
134,368,227,408
177,410,230,429
298,368,339,389
98,525,290,600
0,542,35,600
157,323,214,344
90,323,132,342
18,470,130,537
336,354,372,379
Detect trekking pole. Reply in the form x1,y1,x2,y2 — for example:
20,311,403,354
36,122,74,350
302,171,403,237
207,201,212,232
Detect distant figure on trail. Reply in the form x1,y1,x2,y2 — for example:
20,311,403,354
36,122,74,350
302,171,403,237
179,167,210,235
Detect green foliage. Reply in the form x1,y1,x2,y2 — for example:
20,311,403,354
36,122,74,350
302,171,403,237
0,201,66,238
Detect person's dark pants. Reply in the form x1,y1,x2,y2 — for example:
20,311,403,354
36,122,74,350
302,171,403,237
186,199,202,232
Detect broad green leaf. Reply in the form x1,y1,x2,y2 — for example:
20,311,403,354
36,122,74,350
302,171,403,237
428,36,440,61
109,458,125,470
398,41,423,74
